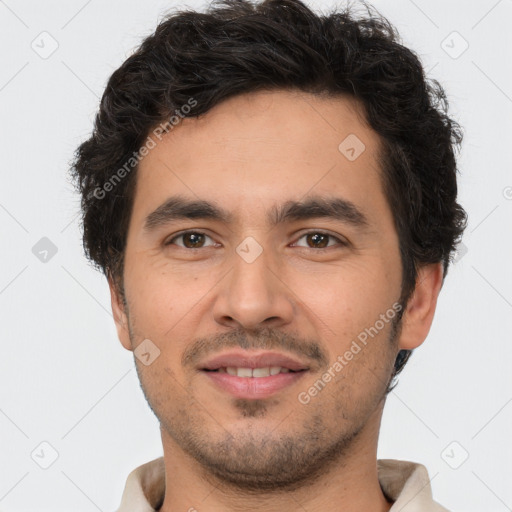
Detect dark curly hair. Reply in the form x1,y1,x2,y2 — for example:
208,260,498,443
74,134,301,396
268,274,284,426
69,0,467,386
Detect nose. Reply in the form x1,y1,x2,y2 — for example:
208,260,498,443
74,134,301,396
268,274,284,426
212,242,295,331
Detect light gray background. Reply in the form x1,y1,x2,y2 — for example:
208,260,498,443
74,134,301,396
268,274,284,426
1,0,511,510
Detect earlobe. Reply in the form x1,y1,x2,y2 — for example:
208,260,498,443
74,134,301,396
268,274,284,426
398,262,444,351
108,277,133,352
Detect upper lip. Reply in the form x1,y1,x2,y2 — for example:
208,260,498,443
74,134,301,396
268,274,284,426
199,350,310,371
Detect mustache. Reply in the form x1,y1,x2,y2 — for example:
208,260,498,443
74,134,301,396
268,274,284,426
181,326,329,370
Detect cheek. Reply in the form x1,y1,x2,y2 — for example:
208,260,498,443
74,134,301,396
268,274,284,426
134,357,188,417
123,262,177,340
126,249,179,301
296,261,398,333
123,258,218,361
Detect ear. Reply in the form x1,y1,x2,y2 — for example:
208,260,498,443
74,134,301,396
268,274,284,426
108,276,133,352
398,262,444,350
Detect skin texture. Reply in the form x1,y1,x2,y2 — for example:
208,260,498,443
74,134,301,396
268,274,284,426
109,89,443,511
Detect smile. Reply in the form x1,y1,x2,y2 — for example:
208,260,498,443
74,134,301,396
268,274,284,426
206,366,301,377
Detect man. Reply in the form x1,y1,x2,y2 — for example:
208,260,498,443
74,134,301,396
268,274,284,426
70,0,467,510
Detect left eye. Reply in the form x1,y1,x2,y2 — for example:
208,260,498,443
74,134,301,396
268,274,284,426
292,232,345,249
166,231,216,249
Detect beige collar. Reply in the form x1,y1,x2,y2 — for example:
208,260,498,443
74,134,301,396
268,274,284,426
116,457,450,511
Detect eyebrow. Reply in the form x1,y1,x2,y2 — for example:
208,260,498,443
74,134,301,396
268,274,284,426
143,194,370,233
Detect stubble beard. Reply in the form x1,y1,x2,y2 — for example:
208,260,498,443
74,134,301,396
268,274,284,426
129,315,400,492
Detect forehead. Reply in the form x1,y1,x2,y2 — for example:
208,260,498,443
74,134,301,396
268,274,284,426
132,89,388,228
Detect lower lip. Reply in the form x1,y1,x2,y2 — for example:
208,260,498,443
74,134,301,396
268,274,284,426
202,370,307,399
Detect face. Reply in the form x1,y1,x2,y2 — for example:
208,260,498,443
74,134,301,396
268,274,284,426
110,89,432,490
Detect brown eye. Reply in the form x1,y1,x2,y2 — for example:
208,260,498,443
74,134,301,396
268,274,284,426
166,231,215,248
293,231,345,249
306,233,329,248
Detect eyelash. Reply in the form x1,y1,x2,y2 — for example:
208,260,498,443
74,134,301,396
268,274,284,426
165,230,347,250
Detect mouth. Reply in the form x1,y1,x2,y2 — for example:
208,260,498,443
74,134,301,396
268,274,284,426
198,351,310,399
203,366,305,377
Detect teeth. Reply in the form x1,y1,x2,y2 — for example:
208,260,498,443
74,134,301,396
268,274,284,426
252,367,270,377
223,367,292,377
237,367,253,378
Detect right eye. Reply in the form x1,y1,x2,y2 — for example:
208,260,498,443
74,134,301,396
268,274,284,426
165,231,218,249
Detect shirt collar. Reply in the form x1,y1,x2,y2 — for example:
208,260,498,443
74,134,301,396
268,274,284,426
116,457,450,511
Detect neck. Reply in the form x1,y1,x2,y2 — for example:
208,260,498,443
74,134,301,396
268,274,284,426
158,407,392,512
